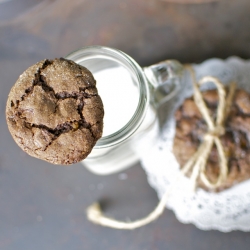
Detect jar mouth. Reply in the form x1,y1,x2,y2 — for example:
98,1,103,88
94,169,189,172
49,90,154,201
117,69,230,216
66,46,149,148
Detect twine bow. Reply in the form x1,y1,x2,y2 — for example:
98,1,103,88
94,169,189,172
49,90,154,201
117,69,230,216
182,70,236,191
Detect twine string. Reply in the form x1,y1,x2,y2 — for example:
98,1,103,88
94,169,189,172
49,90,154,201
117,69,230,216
87,181,178,230
86,67,236,229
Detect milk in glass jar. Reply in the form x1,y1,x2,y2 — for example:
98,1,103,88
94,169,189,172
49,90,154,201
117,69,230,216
66,46,183,174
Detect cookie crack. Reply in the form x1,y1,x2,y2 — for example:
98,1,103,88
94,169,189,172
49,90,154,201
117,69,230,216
15,60,53,107
76,97,94,138
89,121,102,139
25,119,89,136
55,90,96,100
24,117,93,151
79,86,98,96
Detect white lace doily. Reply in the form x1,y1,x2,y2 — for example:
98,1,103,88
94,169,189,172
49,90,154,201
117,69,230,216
139,57,250,232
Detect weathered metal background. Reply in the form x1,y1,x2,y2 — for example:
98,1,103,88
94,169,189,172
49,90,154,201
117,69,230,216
1,0,250,249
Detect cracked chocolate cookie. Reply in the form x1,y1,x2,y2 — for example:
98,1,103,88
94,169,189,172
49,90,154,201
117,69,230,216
173,88,250,192
6,58,104,165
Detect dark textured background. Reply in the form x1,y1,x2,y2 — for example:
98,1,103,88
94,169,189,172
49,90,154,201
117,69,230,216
1,0,250,249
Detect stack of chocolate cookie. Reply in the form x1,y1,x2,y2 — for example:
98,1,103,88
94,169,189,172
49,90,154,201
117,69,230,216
173,88,250,191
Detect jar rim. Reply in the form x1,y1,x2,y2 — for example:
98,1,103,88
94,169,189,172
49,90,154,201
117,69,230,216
65,46,149,148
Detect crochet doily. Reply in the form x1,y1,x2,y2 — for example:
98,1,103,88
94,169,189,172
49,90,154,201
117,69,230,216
139,57,250,232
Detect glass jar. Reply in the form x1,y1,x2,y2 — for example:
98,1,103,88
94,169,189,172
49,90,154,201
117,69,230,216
66,46,184,175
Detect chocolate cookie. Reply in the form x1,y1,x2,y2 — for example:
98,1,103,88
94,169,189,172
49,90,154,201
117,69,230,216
173,88,250,192
6,58,104,165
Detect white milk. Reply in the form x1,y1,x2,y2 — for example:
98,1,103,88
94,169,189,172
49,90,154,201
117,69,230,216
93,67,139,136
84,65,158,175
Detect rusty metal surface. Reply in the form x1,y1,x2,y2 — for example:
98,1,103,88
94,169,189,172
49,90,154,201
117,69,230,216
1,0,250,249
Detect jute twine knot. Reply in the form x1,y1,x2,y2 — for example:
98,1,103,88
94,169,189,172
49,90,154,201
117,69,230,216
86,67,236,230
207,126,225,137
